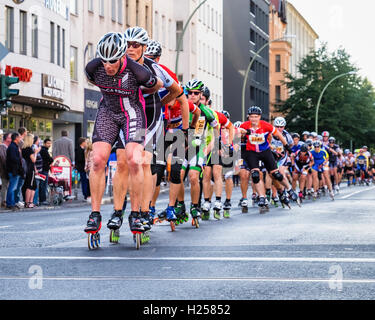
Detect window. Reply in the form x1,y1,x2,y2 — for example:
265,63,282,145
87,43,94,61
62,29,66,68
250,86,255,101
250,29,255,44
154,12,159,41
19,11,27,55
275,86,281,103
125,0,129,25
275,55,281,72
70,46,78,80
31,14,38,58
118,0,123,24
145,6,149,30
250,0,256,15
70,0,78,15
176,21,183,51
178,74,183,84
136,0,139,26
88,0,94,12
111,0,116,21
57,26,61,66
50,22,55,63
5,6,14,52
162,16,166,47
99,0,104,16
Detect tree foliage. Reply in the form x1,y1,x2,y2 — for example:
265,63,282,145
277,44,375,149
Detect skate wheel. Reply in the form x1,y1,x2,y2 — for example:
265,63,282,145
170,221,176,232
194,218,199,229
141,232,150,245
134,233,141,250
110,229,120,243
192,218,195,226
88,232,100,250
223,210,230,218
241,207,248,213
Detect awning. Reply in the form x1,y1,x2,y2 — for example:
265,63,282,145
11,95,70,112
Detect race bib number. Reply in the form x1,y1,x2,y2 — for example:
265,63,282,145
195,117,206,137
358,159,365,165
249,133,265,145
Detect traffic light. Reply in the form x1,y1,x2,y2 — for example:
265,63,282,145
0,75,19,111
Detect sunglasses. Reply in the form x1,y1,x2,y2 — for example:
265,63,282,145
276,126,284,128
101,58,119,65
188,91,201,96
127,42,142,49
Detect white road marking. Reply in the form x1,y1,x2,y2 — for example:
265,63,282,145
340,187,375,199
0,226,11,229
0,256,375,263
0,275,374,284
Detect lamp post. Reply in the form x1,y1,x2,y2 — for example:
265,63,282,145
241,35,295,122
175,0,207,76
315,71,355,133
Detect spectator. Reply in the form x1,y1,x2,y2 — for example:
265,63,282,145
39,138,53,205
0,131,11,208
6,133,24,210
21,133,38,208
52,130,74,164
15,127,28,207
75,137,90,200
32,136,43,206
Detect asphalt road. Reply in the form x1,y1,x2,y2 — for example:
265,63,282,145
0,183,374,300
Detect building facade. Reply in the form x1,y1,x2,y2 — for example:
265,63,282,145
286,1,318,78
153,0,223,110
70,0,152,141
0,0,71,143
223,0,270,122
269,0,291,120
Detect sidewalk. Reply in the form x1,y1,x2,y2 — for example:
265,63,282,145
0,182,177,214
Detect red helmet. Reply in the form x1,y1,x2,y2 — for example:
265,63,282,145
322,131,329,137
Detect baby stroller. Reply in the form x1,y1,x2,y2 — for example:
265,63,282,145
48,175,65,206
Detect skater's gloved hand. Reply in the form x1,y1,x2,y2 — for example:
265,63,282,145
284,144,292,154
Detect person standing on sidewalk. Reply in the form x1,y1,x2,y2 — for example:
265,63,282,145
6,133,24,210
39,138,53,205
0,132,11,208
32,136,43,206
14,127,28,208
21,133,38,208
75,137,90,201
53,130,74,164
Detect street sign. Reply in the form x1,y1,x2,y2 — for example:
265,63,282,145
0,42,9,61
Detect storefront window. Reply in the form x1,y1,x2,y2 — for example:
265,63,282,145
2,117,8,129
9,117,15,130
39,120,45,132
87,121,95,140
46,121,52,133
31,119,38,132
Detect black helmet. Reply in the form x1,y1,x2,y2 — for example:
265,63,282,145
202,86,211,99
248,106,262,115
222,110,230,120
300,144,309,153
305,139,313,147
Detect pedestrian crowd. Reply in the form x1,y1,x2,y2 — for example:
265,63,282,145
0,127,95,211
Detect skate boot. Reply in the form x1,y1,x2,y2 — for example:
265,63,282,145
107,210,124,230
140,211,152,231
271,196,279,207
258,196,269,214
313,192,318,201
165,206,177,232
149,205,156,224
175,201,188,224
266,189,272,203
298,191,304,203
201,201,211,220
190,205,201,228
252,193,258,206
223,199,231,218
288,189,301,207
85,212,102,233
240,198,248,213
85,212,102,250
128,211,145,233
213,200,222,220
329,190,335,201
157,209,167,223
279,190,291,209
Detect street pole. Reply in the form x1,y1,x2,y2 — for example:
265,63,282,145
175,0,207,76
315,71,355,133
241,35,295,122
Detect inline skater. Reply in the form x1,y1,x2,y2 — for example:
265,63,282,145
270,117,299,205
343,150,355,186
179,79,219,226
355,149,370,185
122,27,181,231
291,144,313,201
239,107,294,212
326,137,340,193
310,140,334,200
84,32,162,246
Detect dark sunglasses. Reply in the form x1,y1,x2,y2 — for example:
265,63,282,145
188,91,201,96
127,42,142,49
101,58,119,65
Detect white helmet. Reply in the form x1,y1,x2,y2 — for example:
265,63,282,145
96,32,127,62
145,40,162,57
234,121,242,128
124,27,149,45
274,117,286,127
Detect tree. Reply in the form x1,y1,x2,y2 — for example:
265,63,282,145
277,44,375,149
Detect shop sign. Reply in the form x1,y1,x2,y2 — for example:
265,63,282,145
42,74,65,101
